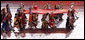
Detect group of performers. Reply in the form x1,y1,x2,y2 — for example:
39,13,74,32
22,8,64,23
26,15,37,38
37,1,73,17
41,12,63,30
41,12,56,29
1,3,78,33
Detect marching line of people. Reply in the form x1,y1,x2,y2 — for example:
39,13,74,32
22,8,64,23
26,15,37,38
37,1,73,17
1,3,79,34
1,4,13,33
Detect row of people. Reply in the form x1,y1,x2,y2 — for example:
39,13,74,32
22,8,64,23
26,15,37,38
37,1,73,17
1,3,78,32
28,12,63,29
43,2,63,9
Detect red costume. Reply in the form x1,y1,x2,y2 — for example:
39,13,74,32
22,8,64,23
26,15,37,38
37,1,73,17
68,9,75,26
21,14,26,25
49,14,56,27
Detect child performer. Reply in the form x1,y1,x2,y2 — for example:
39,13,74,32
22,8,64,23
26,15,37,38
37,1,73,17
32,13,38,29
28,7,33,28
49,12,56,29
41,14,49,30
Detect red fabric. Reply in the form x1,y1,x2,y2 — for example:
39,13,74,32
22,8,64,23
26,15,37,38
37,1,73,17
29,14,32,22
23,9,69,14
49,21,54,27
51,14,56,22
42,21,45,28
33,7,38,10
68,10,71,17
72,9,75,15
21,15,25,24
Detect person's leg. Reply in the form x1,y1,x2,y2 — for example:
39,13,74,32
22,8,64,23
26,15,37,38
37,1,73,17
71,18,75,30
5,23,9,32
42,21,44,29
2,22,5,31
29,22,32,28
22,24,26,30
45,23,48,29
9,21,13,31
60,14,63,21
42,23,46,30
19,22,22,31
66,23,71,30
70,23,74,30
8,22,11,31
66,17,70,30
32,22,36,28
35,21,37,28
50,22,54,29
20,24,23,31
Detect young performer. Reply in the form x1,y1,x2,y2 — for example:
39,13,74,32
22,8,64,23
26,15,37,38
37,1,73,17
1,8,9,32
41,14,48,29
6,4,13,31
7,13,13,31
28,7,33,28
32,13,38,29
29,14,33,28
49,12,56,29
13,13,20,37
14,13,20,29
59,2,63,9
21,13,26,30
43,3,50,9
66,3,75,30
19,10,24,31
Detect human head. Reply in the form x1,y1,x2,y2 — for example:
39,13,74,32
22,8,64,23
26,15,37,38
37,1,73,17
18,8,22,13
47,3,49,5
46,13,49,16
15,13,18,18
70,2,74,9
2,8,6,12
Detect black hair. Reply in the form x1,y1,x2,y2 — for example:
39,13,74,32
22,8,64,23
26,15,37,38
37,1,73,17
32,13,36,14
15,13,17,15
46,13,49,15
